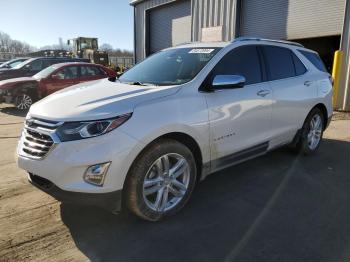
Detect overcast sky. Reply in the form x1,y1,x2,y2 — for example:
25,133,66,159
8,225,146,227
0,0,134,50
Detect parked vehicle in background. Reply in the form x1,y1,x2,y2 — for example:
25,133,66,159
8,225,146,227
0,57,89,81
0,62,116,110
17,38,332,221
0,58,30,69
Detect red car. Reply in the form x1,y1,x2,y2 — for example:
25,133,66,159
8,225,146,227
0,62,117,110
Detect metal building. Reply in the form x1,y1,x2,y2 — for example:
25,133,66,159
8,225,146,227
130,0,350,111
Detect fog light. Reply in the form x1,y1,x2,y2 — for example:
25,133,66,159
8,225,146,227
83,162,111,186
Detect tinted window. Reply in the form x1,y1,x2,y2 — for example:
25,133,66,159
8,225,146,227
263,46,295,81
81,66,102,76
212,45,262,85
299,50,327,72
28,60,42,71
292,52,307,75
41,59,52,68
55,66,78,80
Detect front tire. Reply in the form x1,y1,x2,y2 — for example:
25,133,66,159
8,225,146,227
125,139,197,221
15,93,35,110
293,108,324,155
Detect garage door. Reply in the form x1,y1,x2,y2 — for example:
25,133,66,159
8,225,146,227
149,0,191,54
241,0,346,40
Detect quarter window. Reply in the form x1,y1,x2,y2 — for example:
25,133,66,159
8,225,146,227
299,50,327,72
212,45,262,85
262,46,295,81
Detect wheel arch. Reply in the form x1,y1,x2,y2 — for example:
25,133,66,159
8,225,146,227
121,131,204,210
123,132,204,187
312,103,328,130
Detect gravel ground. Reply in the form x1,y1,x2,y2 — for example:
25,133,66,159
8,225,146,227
1,103,350,262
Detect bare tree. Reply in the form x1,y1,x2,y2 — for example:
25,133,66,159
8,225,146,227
0,31,36,54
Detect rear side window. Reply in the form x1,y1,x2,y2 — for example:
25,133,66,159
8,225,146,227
299,50,327,72
81,66,103,76
262,46,295,81
212,45,262,85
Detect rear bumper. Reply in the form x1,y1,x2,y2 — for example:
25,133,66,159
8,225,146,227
28,173,122,213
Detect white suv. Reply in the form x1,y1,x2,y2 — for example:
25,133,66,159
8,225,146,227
17,38,333,221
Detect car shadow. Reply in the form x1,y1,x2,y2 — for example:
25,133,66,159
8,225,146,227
60,139,350,262
0,105,28,117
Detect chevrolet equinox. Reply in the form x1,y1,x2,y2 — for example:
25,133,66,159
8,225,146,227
17,38,333,221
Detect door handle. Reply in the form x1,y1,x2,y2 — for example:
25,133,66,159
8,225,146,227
304,80,313,87
257,89,271,97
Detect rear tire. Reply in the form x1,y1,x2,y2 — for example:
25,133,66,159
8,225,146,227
125,139,197,221
292,108,324,155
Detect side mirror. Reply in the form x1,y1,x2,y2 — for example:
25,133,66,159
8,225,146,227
212,75,246,89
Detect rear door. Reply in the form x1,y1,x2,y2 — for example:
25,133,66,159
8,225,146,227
204,45,273,170
261,45,318,148
79,65,106,83
45,65,79,95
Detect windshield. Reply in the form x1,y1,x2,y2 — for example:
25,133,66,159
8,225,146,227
33,64,59,79
0,59,26,68
119,47,221,86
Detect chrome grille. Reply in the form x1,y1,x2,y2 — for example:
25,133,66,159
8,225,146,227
19,118,62,159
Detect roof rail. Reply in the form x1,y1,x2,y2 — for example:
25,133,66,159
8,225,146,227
233,37,304,47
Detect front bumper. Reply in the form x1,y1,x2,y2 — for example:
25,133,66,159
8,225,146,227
17,126,143,194
28,173,122,212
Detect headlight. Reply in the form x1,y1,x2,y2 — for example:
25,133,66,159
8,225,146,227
56,113,132,142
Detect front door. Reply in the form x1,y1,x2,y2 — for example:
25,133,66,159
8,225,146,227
204,45,273,171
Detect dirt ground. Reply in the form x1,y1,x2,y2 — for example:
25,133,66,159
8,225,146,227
0,104,350,262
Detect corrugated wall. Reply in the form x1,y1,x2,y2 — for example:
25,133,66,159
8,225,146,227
133,0,178,62
133,0,239,61
191,0,238,42
241,0,346,39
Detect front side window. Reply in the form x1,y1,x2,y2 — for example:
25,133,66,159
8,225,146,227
211,45,262,85
28,59,42,71
55,66,78,80
119,47,221,86
262,46,296,81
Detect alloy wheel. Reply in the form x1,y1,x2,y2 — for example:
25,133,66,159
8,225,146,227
307,114,323,150
16,94,32,110
142,153,190,212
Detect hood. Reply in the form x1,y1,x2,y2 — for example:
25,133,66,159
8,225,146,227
0,77,37,89
29,79,181,121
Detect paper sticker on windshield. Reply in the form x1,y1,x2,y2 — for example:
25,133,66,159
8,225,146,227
189,49,214,54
